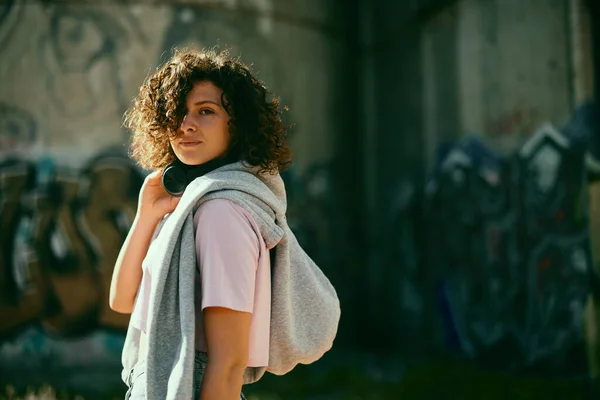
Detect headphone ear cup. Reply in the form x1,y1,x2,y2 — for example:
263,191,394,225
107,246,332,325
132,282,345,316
162,163,188,197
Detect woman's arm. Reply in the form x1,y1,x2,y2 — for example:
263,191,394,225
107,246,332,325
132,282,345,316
108,213,161,313
109,170,180,314
200,307,252,400
194,199,261,399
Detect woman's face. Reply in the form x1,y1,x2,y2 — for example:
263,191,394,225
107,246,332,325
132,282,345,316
170,80,231,165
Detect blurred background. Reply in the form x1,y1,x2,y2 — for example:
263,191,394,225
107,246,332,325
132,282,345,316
1,0,600,398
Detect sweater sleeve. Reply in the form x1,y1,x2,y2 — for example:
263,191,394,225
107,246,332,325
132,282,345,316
193,199,260,313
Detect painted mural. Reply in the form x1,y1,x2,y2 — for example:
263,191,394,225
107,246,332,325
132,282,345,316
0,153,141,389
425,120,595,374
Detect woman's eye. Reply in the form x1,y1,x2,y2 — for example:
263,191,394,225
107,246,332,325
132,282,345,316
199,109,214,115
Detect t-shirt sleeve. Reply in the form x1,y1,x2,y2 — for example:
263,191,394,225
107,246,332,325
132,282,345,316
194,199,259,313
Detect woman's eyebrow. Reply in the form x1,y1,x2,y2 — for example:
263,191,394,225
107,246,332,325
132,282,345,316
193,100,220,107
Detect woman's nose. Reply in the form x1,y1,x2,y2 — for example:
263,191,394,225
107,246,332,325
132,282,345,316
179,114,196,134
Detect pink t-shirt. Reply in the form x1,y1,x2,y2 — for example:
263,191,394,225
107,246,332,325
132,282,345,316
130,199,271,367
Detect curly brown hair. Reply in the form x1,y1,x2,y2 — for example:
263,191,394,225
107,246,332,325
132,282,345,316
124,48,292,174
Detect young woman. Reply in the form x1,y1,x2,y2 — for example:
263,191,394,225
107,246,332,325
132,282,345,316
110,48,339,400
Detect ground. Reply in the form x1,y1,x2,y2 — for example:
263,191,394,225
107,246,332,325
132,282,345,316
1,355,594,400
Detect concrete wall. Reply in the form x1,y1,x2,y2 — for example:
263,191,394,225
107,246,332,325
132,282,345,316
0,0,351,173
362,0,575,181
360,0,579,235
453,0,573,155
421,0,574,164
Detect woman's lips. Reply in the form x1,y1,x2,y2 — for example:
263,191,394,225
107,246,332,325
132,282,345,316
179,141,202,147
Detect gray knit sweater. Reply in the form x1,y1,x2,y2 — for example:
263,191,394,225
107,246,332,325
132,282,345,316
121,162,341,399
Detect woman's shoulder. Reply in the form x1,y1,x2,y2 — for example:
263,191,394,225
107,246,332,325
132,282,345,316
194,198,249,221
193,199,258,237
196,198,240,214
193,198,265,260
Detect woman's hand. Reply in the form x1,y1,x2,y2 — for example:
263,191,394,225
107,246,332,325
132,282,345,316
137,170,181,222
109,169,181,314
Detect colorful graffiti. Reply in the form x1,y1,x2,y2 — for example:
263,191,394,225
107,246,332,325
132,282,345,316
0,152,145,394
424,124,593,373
0,153,143,338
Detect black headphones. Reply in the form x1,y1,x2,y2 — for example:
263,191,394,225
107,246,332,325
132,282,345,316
161,154,237,197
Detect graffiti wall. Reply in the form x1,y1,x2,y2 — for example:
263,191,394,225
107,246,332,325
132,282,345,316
0,153,142,392
0,0,350,395
423,122,594,374
357,100,599,374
